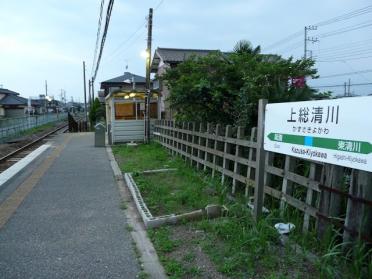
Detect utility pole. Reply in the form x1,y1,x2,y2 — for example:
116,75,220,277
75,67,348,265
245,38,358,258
348,78,351,97
304,25,318,59
92,81,95,102
45,80,48,114
83,61,88,124
88,80,92,107
344,82,347,97
145,8,153,143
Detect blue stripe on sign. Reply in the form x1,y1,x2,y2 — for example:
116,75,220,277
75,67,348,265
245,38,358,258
304,136,313,147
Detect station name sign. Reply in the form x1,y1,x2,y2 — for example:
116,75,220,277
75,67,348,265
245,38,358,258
264,96,372,172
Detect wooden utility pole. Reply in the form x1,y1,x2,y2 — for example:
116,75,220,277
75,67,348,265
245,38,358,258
88,79,92,108
44,80,48,114
92,81,95,102
145,8,153,143
83,61,88,124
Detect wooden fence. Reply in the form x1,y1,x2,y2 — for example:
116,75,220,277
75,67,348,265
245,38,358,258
153,103,372,243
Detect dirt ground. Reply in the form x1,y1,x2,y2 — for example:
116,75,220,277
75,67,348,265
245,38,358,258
167,224,228,279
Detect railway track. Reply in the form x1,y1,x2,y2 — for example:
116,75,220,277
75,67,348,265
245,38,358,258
0,123,68,173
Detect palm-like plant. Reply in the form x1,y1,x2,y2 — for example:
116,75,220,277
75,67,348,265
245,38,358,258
233,40,261,55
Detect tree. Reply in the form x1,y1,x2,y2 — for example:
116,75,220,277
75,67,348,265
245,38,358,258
161,41,325,128
233,39,261,55
89,98,105,125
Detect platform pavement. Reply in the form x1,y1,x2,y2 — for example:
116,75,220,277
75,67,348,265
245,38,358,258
0,133,140,278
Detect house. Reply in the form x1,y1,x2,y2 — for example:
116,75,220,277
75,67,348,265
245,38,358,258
100,72,147,97
0,88,27,118
151,47,220,119
103,73,160,144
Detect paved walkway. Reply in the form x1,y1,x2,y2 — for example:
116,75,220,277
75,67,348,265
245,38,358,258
0,133,139,278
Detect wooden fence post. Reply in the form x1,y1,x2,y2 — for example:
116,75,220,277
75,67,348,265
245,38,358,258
222,125,232,185
197,123,204,170
190,122,196,166
303,163,316,231
212,124,221,178
280,156,295,212
253,99,267,221
233,126,244,194
343,170,372,243
317,164,344,239
204,123,211,172
246,127,257,197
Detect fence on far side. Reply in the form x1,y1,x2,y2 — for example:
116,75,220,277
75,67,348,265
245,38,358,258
153,114,372,244
0,113,67,142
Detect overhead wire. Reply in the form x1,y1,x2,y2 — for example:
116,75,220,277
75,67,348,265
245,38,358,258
315,5,372,27
91,0,106,76
316,69,372,79
318,20,372,38
101,0,165,68
312,82,372,88
92,0,115,83
317,55,372,62
102,21,146,64
264,5,372,54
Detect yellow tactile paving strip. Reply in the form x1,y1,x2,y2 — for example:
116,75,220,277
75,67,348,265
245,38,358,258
0,134,72,229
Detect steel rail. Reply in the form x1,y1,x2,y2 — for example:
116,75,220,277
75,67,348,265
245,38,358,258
0,123,68,164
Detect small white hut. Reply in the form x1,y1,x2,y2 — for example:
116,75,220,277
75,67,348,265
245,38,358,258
105,89,160,144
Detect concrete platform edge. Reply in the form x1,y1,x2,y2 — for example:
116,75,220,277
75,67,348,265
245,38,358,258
106,146,167,279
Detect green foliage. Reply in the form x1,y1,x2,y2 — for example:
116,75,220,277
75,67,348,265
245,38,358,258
162,40,327,128
89,98,105,125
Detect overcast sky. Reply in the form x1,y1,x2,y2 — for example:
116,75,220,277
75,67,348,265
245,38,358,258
0,0,371,102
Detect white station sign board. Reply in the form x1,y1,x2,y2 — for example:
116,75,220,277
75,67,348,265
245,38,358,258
264,96,372,172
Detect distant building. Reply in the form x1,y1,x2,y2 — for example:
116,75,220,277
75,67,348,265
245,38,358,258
0,88,27,118
151,47,221,119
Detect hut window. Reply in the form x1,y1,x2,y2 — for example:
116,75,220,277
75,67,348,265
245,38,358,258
115,103,135,120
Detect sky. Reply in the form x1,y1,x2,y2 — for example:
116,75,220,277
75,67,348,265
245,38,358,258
0,0,371,102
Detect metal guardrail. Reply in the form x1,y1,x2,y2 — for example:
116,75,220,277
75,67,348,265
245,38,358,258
0,113,67,142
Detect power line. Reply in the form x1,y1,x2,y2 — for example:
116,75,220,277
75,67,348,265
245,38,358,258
314,38,372,53
102,21,146,64
264,31,303,51
92,0,115,83
315,5,372,27
316,51,372,61
318,20,372,38
264,5,372,53
91,0,105,76
154,0,165,10
316,69,372,79
312,82,372,88
317,55,372,62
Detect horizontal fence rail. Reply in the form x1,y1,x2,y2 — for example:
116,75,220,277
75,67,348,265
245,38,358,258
154,119,372,243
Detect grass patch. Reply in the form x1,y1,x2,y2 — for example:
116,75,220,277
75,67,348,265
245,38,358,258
112,142,177,173
113,142,224,216
133,169,221,216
